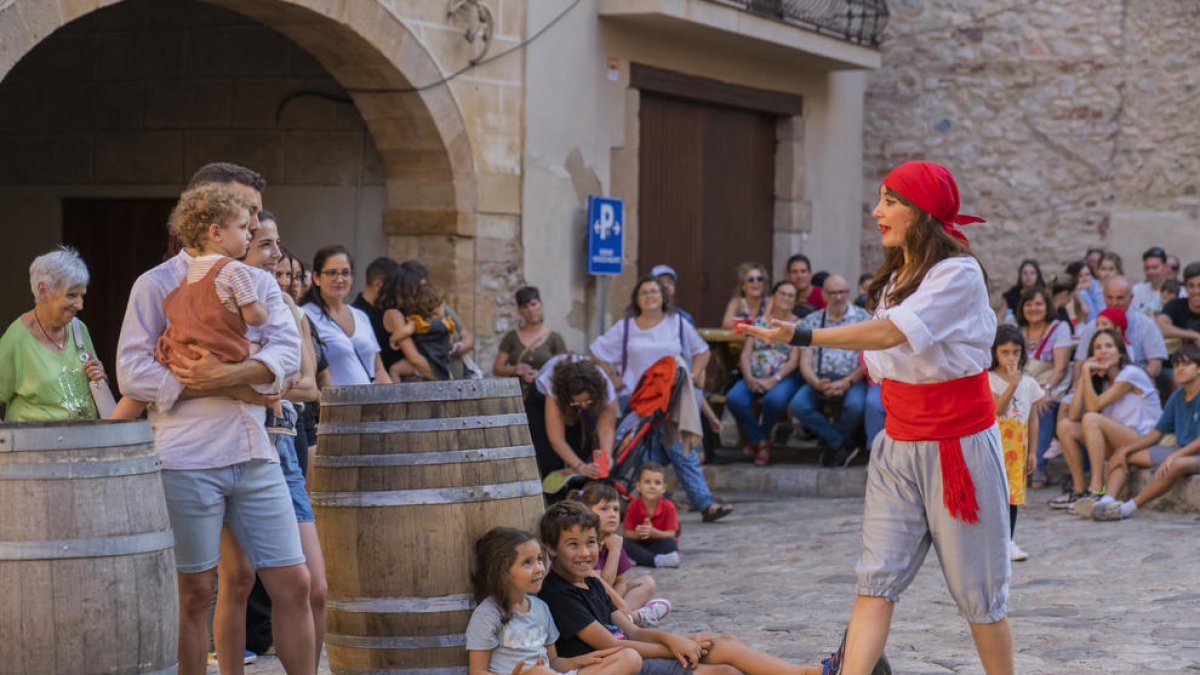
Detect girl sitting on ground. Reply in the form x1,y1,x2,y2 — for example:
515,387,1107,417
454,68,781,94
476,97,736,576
466,527,641,675
988,325,1043,562
578,483,670,627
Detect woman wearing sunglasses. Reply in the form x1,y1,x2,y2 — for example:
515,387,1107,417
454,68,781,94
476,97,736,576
721,262,769,330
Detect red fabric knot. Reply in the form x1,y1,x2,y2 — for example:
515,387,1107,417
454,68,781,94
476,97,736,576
882,161,985,247
1097,307,1132,344
880,371,996,524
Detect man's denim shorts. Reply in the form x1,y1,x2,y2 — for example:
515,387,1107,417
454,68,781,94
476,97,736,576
161,459,305,573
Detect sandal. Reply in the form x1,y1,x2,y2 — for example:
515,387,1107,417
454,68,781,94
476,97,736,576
701,502,733,523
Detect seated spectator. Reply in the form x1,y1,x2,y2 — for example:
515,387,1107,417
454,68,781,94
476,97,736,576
651,264,694,324
493,286,567,392
785,253,816,319
809,271,829,311
1167,254,1182,281
724,281,801,466
1131,246,1177,317
1160,278,1182,310
853,273,872,308
789,274,870,467
1083,247,1106,311
1092,344,1200,521
537,501,834,675
998,258,1045,324
1016,287,1072,486
526,354,618,483
1156,262,1200,349
720,262,768,329
0,247,109,421
1052,329,1162,509
1097,250,1123,285
622,463,681,569
1073,275,1166,380
1066,260,1100,323
302,245,390,385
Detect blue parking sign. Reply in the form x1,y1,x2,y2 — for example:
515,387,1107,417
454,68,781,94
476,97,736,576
587,196,624,276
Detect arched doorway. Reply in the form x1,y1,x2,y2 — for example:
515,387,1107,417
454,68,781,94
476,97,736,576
0,0,477,372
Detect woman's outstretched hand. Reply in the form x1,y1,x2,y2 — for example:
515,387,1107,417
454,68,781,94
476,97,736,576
736,318,796,344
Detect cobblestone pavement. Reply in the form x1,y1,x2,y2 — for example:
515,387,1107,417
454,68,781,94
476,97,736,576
229,486,1200,674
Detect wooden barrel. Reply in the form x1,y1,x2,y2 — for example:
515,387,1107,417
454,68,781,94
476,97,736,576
313,379,545,674
0,421,178,674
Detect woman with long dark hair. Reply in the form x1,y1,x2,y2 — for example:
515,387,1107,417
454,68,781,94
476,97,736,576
998,258,1044,323
744,162,1012,673
301,245,390,385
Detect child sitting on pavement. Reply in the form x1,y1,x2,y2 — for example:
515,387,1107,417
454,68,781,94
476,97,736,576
623,463,681,569
1092,343,1200,520
536,501,837,675
578,482,670,627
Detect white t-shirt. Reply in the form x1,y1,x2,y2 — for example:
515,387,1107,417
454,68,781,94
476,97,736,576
863,256,996,384
988,371,1045,423
534,353,617,404
1102,365,1162,436
302,303,381,386
464,596,557,675
590,313,709,392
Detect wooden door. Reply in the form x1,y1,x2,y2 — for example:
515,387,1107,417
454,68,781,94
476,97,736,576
62,198,175,391
638,92,777,328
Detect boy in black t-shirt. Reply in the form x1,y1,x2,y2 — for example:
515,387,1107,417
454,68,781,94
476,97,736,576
537,502,831,675
1157,263,1200,344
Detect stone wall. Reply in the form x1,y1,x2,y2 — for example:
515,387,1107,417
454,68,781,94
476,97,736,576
862,0,1200,298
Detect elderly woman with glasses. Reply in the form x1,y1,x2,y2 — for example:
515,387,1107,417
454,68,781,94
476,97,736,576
721,262,769,330
0,247,110,421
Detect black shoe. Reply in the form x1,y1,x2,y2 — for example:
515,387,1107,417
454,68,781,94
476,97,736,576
821,630,892,675
819,443,839,467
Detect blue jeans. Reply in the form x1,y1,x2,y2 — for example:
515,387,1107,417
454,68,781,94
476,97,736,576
724,376,802,444
647,426,713,512
865,383,885,450
789,380,868,450
1034,400,1059,472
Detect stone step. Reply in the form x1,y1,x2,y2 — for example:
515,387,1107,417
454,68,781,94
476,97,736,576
701,462,867,498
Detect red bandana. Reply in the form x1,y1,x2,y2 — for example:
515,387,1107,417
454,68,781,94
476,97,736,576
882,161,985,246
1097,307,1131,344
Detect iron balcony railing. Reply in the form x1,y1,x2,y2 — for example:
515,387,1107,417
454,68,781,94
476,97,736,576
736,0,889,47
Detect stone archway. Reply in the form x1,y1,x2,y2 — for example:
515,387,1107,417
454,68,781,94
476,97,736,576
0,0,477,292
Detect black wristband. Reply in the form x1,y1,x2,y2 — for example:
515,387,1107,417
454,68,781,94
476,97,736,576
789,326,813,347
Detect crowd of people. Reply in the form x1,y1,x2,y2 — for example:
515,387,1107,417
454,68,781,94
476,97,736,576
3,157,1200,675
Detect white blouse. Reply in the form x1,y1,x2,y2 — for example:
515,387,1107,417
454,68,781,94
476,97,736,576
863,256,996,384
302,303,381,386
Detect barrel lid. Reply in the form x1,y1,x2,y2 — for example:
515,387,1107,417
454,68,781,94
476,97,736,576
0,420,153,452
321,378,521,406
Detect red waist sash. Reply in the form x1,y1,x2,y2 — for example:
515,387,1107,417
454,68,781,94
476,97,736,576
881,371,996,524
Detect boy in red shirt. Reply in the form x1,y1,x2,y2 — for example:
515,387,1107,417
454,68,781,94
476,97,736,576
623,462,681,568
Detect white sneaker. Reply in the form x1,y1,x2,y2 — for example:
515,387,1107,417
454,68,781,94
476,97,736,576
1009,540,1029,562
633,598,672,627
653,551,682,568
1043,440,1062,460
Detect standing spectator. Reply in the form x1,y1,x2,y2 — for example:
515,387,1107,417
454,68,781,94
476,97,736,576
350,256,403,373
785,253,817,318
725,281,802,466
1131,246,1175,316
116,163,313,675
377,264,433,382
998,259,1045,324
1074,276,1167,380
297,262,313,300
720,262,769,329
214,210,327,669
789,274,870,467
590,275,732,522
1052,329,1162,510
1015,287,1072,487
302,245,390,385
988,325,1042,561
0,247,109,421
493,286,567,391
1156,262,1200,348
651,264,693,324
400,260,478,378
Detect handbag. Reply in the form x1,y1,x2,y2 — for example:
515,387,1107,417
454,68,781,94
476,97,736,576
71,318,117,418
